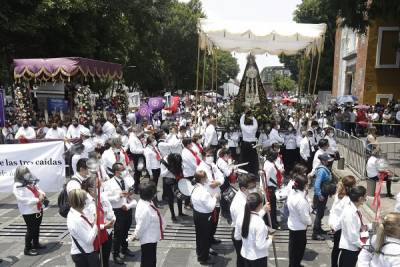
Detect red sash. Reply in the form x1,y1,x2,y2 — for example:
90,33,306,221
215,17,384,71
357,210,368,244
195,143,204,155
26,185,42,211
150,204,164,240
152,146,161,161
372,171,388,221
93,183,109,251
274,164,283,188
188,148,201,165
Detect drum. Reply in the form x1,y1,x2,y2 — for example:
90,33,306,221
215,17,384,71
174,178,194,201
222,185,237,205
136,157,145,172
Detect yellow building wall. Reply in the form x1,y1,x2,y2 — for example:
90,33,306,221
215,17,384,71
363,21,400,104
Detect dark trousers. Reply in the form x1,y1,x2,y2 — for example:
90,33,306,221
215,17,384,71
229,147,238,162
331,230,342,267
71,252,100,267
220,180,232,222
22,211,43,249
265,187,278,229
289,230,307,267
113,208,133,255
231,228,245,267
210,207,220,241
131,153,145,191
151,168,161,202
240,141,259,175
164,181,183,217
244,256,268,267
141,242,157,267
193,210,212,262
101,232,113,267
283,148,299,174
338,249,359,267
312,195,328,234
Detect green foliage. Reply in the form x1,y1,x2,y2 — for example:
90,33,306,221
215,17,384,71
272,74,297,92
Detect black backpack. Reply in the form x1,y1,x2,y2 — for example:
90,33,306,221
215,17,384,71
57,178,81,218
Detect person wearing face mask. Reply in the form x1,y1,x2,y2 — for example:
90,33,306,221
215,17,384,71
258,126,271,149
143,135,162,207
102,117,117,139
324,127,339,159
71,143,86,175
225,126,241,162
166,125,182,154
216,148,235,222
204,118,219,151
66,119,84,139
191,134,204,159
196,148,225,246
81,128,95,157
230,174,270,267
103,163,137,265
269,121,284,145
239,111,259,175
310,121,321,148
299,130,316,173
45,122,65,139
191,170,219,265
92,125,108,152
13,166,47,256
102,137,131,179
338,186,368,267
283,124,299,173
15,120,36,140
67,158,89,193
309,138,330,177
287,174,312,267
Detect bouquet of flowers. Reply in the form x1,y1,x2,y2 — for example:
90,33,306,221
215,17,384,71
14,86,33,122
112,85,128,116
75,85,92,122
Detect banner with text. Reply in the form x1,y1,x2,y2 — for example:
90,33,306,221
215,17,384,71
0,141,65,192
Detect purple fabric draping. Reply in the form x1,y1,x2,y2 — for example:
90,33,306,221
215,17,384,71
136,103,151,122
13,57,123,81
148,97,164,113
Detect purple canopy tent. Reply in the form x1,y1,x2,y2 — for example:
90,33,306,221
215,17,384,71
13,57,123,82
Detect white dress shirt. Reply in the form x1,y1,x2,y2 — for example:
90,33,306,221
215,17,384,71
234,213,271,260
284,133,297,150
67,208,98,255
83,194,116,234
196,161,225,202
240,114,258,142
101,148,129,176
328,195,350,231
216,157,233,178
13,182,44,215
66,125,84,139
258,132,270,148
287,190,312,231
82,138,96,156
128,133,144,154
191,183,217,213
182,147,199,178
144,145,161,176
366,156,379,178
134,199,166,245
104,176,137,209
230,190,247,228
93,134,108,148
310,149,325,175
339,201,364,251
66,173,85,193
157,139,180,158
269,128,284,145
299,136,313,161
358,236,400,267
102,121,116,139
326,135,338,155
45,128,65,139
204,124,218,147
71,154,83,175
166,134,182,154
225,131,241,148
15,127,36,139
263,160,278,188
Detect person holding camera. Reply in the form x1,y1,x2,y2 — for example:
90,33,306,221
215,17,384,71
103,162,136,265
13,166,48,256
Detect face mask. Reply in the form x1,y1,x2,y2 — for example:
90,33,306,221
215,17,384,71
152,140,157,146
329,133,334,137
52,125,57,130
121,170,127,177
225,145,229,149
23,124,28,128
73,123,79,127
113,148,120,153
248,188,258,194
205,156,214,164
276,125,280,130
197,140,202,144
288,127,293,131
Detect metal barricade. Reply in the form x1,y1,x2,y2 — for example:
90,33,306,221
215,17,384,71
375,142,400,178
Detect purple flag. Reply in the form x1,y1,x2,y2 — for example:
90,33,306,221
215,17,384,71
0,89,5,127
148,97,164,113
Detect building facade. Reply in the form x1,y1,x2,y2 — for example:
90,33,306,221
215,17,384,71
260,66,291,94
332,20,400,104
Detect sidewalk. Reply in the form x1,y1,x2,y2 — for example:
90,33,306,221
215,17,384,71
332,161,399,223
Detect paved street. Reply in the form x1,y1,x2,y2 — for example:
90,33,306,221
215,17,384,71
0,188,335,267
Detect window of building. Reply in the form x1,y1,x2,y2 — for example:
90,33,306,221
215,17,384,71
375,27,400,68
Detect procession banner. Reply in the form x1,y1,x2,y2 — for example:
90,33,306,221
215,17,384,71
0,89,5,127
0,141,65,192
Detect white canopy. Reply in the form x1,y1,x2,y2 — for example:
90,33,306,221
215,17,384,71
199,19,327,56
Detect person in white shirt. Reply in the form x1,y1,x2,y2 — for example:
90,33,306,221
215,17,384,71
191,170,219,265
15,120,36,140
71,143,86,175
92,126,108,153
225,126,241,161
239,112,259,175
358,212,400,267
103,163,136,264
81,128,95,157
338,186,368,267
45,122,65,139
310,138,330,177
177,125,188,139
102,118,117,139
67,189,100,266
197,147,225,245
128,127,145,192
154,129,181,158
182,138,201,180
13,166,47,256
328,175,356,267
258,127,270,149
82,177,115,267
1,121,14,141
103,136,131,177
366,149,393,197
299,130,315,173
204,118,218,151
143,135,162,206
67,158,89,193
66,119,84,139
129,183,165,267
35,120,49,139
324,127,339,159
234,192,272,266
191,134,204,158
283,125,299,173
287,174,312,267
269,121,284,145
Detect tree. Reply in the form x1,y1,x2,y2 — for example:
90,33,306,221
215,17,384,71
273,74,297,92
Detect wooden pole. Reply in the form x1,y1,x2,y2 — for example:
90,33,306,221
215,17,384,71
307,51,315,95
195,34,201,112
312,35,325,96
201,48,207,108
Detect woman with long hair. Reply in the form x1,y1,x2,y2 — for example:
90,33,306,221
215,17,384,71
358,212,400,266
328,175,357,267
234,193,271,267
144,135,162,206
287,174,312,267
160,153,186,221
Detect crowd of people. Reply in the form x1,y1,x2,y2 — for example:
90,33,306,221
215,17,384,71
6,100,400,267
